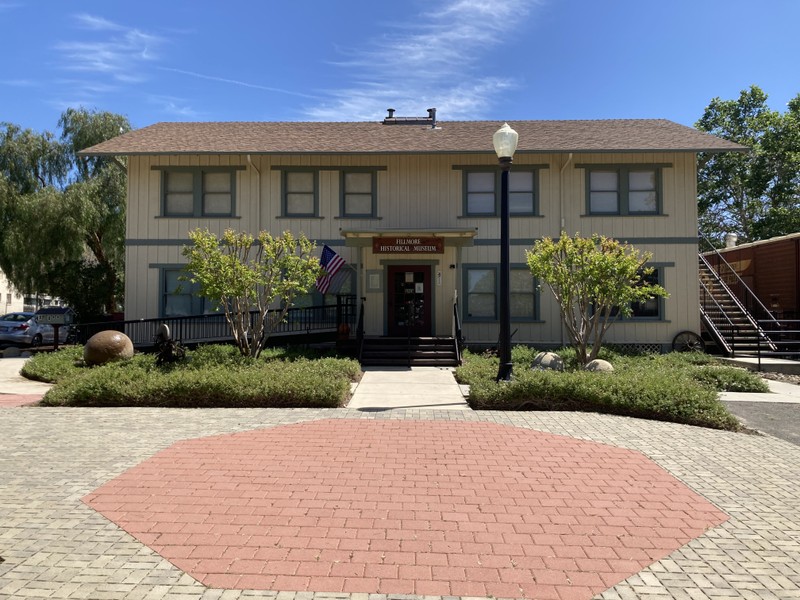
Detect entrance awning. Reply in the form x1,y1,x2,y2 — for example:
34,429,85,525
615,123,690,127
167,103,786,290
341,228,477,248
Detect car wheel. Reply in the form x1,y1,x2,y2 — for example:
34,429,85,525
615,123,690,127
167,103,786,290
31,333,43,347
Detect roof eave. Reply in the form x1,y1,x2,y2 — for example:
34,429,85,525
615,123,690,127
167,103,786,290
79,146,747,157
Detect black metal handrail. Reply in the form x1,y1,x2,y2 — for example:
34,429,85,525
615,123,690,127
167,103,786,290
699,232,780,327
755,319,800,369
73,296,358,348
699,279,739,357
698,251,778,353
452,295,463,365
356,297,366,362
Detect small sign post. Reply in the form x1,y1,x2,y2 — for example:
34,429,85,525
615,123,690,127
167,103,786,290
34,307,76,351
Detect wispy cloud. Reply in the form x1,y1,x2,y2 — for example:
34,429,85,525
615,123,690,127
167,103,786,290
0,79,39,87
158,67,319,100
146,94,204,119
304,0,540,121
55,14,163,83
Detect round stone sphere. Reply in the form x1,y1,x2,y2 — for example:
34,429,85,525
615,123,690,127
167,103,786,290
531,351,564,372
585,358,614,372
84,331,134,366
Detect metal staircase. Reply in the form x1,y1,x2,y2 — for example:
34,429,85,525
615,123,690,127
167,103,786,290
698,252,778,356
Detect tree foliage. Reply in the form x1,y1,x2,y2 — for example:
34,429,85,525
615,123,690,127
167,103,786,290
526,233,668,366
696,85,800,244
182,229,322,358
0,108,130,317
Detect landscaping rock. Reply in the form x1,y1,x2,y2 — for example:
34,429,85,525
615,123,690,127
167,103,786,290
3,347,22,358
585,359,614,372
531,351,564,372
20,351,32,358
84,331,134,366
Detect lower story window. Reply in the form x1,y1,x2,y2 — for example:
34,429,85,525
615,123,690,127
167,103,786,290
465,267,496,320
596,267,664,320
511,269,537,320
630,269,662,318
291,266,355,309
162,268,211,317
464,265,537,321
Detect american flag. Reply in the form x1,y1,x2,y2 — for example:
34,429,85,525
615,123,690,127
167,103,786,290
316,245,346,294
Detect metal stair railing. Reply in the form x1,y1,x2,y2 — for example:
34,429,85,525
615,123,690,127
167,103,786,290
699,279,739,356
699,232,780,330
452,291,463,365
698,252,778,353
356,297,366,363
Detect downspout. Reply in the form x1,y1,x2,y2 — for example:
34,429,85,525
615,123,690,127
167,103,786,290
558,153,573,348
357,243,364,334
247,155,261,228
559,152,573,233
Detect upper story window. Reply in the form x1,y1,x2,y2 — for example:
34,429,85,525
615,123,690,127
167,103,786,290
156,167,240,218
283,170,318,217
582,164,669,215
461,168,541,217
340,170,377,218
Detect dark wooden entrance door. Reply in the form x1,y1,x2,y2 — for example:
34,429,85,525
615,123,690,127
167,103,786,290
387,266,432,337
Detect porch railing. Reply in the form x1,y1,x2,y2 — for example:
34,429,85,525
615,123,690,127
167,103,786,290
73,295,358,348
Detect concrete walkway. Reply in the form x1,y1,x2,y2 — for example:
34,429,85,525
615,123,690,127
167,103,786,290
347,366,470,410
0,357,52,406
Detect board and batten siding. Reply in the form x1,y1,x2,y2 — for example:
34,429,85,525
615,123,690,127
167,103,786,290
125,152,701,348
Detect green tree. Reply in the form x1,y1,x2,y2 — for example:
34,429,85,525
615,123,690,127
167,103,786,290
182,228,322,358
526,233,668,366
0,108,130,317
696,85,800,244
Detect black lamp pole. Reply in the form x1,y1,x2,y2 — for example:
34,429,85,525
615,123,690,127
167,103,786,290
493,123,518,382
496,155,513,381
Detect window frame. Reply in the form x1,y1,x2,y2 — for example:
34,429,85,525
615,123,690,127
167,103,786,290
282,169,320,218
154,166,240,218
157,265,213,318
627,266,666,321
290,265,356,311
463,264,498,321
596,265,669,322
456,166,544,217
462,263,540,322
579,164,670,216
339,169,378,218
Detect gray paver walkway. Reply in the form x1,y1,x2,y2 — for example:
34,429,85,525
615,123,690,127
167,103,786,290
1,406,799,599
2,359,800,598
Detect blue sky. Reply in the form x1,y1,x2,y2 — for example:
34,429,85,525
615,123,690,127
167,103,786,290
2,0,799,133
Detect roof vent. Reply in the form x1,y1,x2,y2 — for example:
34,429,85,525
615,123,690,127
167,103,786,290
383,107,438,128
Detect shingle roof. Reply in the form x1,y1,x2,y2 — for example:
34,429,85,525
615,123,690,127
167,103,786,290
79,119,747,156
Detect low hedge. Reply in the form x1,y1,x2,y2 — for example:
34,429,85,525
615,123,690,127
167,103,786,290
28,345,361,408
456,347,764,430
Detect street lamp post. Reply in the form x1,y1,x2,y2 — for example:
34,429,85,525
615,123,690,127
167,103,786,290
493,123,518,382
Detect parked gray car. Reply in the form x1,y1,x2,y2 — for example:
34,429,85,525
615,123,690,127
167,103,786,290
0,312,68,346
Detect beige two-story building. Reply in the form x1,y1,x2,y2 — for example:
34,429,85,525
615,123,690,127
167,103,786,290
82,113,744,351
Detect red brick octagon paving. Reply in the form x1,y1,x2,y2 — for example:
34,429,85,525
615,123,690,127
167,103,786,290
84,420,727,599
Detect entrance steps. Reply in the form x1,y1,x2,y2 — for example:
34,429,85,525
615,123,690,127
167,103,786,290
360,337,460,367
